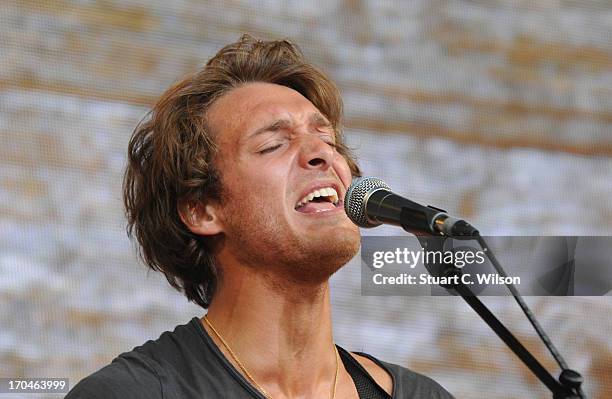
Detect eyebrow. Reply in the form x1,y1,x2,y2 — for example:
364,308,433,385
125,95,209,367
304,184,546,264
245,113,333,142
310,113,332,128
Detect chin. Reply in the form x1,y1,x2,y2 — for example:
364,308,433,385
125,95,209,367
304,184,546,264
292,225,361,283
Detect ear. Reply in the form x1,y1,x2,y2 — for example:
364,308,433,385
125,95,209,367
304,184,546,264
178,200,223,236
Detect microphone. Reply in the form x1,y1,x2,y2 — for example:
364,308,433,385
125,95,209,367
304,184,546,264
344,177,479,237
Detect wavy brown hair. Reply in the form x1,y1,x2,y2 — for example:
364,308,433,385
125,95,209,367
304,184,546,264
123,34,360,309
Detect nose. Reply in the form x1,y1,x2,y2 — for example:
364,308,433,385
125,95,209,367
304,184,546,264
297,134,335,171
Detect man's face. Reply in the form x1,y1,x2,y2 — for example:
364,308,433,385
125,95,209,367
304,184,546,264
206,82,360,284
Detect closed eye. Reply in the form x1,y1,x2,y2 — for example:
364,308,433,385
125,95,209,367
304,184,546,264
321,137,337,148
258,144,282,154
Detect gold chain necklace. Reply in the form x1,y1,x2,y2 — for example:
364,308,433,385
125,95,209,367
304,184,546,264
203,315,340,399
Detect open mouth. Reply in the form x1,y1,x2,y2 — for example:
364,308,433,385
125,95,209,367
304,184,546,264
294,187,341,213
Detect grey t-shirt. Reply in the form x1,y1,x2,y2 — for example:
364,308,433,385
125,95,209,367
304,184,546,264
66,318,453,399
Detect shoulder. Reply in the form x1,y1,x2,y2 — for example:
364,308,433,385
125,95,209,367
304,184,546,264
66,319,203,399
350,351,455,399
65,351,163,399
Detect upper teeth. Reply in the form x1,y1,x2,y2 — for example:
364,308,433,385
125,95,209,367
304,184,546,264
296,187,339,208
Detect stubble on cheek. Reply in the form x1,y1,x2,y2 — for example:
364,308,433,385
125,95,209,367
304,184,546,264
213,148,361,282
219,185,361,285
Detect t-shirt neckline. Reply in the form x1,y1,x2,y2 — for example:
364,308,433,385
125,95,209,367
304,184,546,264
191,317,267,399
190,316,397,398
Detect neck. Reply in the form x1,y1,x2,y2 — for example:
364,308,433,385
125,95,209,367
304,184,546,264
203,262,338,399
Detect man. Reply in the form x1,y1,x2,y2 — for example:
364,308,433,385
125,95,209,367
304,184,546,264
66,34,453,399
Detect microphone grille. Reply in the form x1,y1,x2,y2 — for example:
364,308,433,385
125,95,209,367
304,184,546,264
344,177,391,228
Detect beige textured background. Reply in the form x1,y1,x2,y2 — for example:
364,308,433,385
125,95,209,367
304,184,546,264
1,1,611,398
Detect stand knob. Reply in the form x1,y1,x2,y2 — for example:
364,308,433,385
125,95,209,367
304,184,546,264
559,369,583,389
555,369,584,398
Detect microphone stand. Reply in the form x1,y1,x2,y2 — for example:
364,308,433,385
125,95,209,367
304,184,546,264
417,235,585,399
